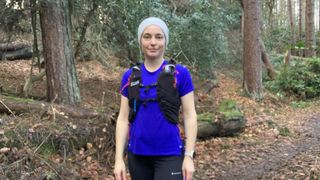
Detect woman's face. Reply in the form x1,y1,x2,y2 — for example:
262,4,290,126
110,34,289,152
140,25,166,60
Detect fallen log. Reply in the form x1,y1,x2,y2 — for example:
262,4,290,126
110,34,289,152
197,99,246,138
197,113,246,138
198,120,220,138
0,47,32,60
0,95,100,119
0,42,30,51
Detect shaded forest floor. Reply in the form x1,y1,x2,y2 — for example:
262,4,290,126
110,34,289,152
0,59,319,179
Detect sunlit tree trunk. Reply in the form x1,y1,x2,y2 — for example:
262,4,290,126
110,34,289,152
319,0,320,32
243,0,263,100
288,0,296,55
39,0,81,105
305,0,315,57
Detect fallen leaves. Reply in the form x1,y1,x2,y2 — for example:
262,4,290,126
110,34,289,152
0,147,10,153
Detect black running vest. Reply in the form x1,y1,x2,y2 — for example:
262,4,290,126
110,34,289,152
128,60,181,124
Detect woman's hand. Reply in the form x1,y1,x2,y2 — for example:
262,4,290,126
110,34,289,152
114,159,127,180
182,156,195,180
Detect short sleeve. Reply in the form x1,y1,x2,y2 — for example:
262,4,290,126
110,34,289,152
120,69,132,97
176,65,194,97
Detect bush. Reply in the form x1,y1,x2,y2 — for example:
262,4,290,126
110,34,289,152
266,58,320,99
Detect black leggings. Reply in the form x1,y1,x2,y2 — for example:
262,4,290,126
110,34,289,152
128,152,183,180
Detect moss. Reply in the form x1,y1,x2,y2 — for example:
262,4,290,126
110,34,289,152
6,96,34,103
220,111,243,119
218,99,237,112
197,113,214,123
279,127,291,137
4,129,15,138
36,140,57,157
3,129,24,148
218,99,243,119
290,101,309,109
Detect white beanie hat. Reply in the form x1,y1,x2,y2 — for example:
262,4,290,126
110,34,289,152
137,17,169,47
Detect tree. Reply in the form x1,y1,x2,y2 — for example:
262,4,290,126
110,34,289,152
73,0,98,59
260,38,276,80
298,0,304,56
243,0,263,100
279,0,288,27
39,0,80,105
305,0,315,57
288,0,296,55
265,0,275,34
319,0,320,32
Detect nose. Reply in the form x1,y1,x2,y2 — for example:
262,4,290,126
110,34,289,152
150,37,156,45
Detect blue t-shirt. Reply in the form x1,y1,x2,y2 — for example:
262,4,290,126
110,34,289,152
120,60,194,156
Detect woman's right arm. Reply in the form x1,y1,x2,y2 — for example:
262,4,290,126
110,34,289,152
114,95,130,180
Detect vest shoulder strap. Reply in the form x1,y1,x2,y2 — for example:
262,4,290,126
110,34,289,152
128,59,180,124
162,59,176,74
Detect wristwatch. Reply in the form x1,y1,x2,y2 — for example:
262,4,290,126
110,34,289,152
184,150,195,159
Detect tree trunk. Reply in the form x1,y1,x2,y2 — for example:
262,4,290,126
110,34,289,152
266,0,275,34
288,0,296,55
30,0,41,69
283,50,291,65
39,0,81,105
74,0,98,59
298,0,303,56
305,0,315,57
280,0,287,27
0,1,5,11
260,38,276,80
319,0,320,32
243,0,263,100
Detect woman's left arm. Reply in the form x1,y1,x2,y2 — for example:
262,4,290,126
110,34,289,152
181,91,197,180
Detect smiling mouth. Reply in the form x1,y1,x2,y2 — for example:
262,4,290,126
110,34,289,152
148,50,158,53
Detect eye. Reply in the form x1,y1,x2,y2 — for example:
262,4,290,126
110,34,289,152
155,35,164,39
143,34,151,39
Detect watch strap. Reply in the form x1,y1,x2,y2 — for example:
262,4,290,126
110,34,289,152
184,150,195,159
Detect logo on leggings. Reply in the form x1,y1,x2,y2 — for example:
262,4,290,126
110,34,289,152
171,172,182,175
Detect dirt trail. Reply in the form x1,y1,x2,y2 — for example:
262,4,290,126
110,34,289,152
214,114,320,180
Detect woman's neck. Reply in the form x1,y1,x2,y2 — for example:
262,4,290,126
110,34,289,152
144,57,164,72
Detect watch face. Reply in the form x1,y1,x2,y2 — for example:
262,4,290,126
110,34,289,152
185,150,195,158
191,150,195,158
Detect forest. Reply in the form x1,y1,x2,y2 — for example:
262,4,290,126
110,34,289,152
0,0,320,179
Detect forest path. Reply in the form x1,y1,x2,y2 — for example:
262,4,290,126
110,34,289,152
195,114,320,180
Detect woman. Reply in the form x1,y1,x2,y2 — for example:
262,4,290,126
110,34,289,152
114,17,197,180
